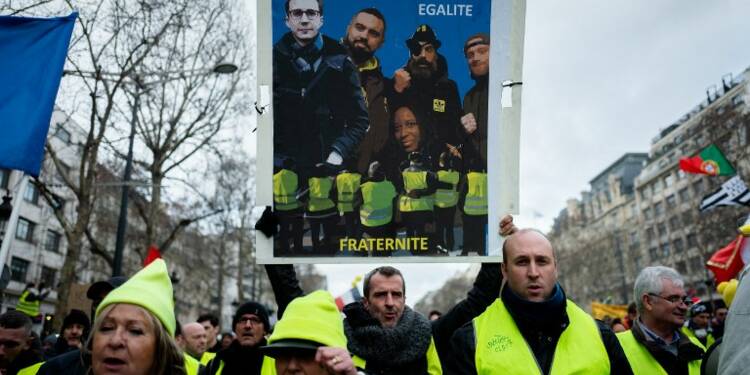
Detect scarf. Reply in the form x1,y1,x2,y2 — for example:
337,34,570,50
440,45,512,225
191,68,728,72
502,282,568,335
343,302,432,366
211,339,266,375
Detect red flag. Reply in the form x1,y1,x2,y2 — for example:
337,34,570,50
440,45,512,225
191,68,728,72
706,235,746,283
143,245,161,267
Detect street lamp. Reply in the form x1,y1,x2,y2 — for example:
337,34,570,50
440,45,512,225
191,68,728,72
99,62,238,277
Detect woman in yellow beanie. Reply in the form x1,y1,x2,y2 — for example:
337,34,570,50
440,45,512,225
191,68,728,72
37,259,186,375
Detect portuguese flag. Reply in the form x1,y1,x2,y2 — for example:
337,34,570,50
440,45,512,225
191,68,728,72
679,144,735,176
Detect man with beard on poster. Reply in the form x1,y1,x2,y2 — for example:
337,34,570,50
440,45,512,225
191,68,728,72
393,24,464,154
341,8,393,175
461,33,490,167
273,0,369,185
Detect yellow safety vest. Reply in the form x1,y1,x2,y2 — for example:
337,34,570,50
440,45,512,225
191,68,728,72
307,177,335,212
184,353,201,375
680,326,713,350
18,362,43,375
273,169,300,211
463,172,488,216
617,330,702,375
212,356,276,375
435,170,459,208
336,172,362,213
360,181,397,227
200,351,217,366
352,337,442,375
16,291,40,317
399,171,434,212
474,298,610,375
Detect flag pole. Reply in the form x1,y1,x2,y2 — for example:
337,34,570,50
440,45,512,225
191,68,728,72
0,172,28,281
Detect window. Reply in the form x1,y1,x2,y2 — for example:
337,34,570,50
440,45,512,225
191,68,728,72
15,218,35,242
40,267,56,288
654,202,664,217
679,188,690,202
676,261,687,274
649,247,659,261
657,222,667,237
661,242,670,257
629,231,639,246
690,256,704,272
10,257,29,283
669,215,680,230
45,230,61,253
666,194,676,206
677,169,687,180
665,174,674,188
692,180,704,195
687,233,698,248
653,179,663,194
646,228,655,242
23,184,39,204
641,187,651,199
644,207,653,220
682,211,693,225
0,168,9,190
634,254,642,271
732,94,745,107
673,238,685,253
53,125,71,144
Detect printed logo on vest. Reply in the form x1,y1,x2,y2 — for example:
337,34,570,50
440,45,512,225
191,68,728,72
433,98,446,112
486,335,512,352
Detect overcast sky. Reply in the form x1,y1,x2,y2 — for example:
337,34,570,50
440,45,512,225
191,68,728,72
247,0,750,303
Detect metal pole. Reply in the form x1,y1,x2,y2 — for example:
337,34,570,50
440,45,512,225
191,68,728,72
112,83,139,277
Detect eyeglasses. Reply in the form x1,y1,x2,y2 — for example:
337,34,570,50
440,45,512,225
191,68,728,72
238,316,262,326
648,293,692,306
289,9,320,20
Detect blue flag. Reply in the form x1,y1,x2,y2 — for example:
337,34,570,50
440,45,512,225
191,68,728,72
0,12,77,177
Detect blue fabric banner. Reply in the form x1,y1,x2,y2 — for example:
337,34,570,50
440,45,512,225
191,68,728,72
0,12,77,176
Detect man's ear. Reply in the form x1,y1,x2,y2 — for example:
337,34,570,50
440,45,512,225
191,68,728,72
361,297,370,310
500,262,508,280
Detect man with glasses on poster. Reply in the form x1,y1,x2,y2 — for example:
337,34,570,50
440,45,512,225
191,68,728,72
273,0,369,185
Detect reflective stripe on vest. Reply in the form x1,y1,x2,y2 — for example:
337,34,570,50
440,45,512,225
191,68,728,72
617,330,702,375
435,170,459,208
273,169,300,211
680,326,713,350
336,172,362,213
352,337,443,375
474,298,610,375
360,181,396,227
399,171,434,212
308,177,335,212
16,291,40,317
18,362,43,375
464,172,488,215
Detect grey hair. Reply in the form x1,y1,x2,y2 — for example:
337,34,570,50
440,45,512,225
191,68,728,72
633,266,684,313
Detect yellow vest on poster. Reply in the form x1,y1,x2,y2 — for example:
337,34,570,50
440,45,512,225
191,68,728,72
273,169,300,211
308,177,335,212
399,171,434,212
463,172,488,216
435,170,459,208
360,181,397,227
336,172,362,213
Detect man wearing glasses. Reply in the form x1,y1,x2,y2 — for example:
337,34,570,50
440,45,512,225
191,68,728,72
273,0,369,185
616,266,705,374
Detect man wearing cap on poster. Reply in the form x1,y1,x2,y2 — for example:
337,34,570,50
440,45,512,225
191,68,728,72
393,24,463,152
262,290,359,375
341,8,393,174
203,301,274,375
274,0,369,183
461,33,490,166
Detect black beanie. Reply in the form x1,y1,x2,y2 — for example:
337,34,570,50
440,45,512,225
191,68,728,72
62,309,91,332
233,302,270,331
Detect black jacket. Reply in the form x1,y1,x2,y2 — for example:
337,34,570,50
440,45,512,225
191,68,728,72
266,262,500,374
447,287,634,375
201,339,267,375
355,57,394,174
36,349,86,375
273,33,369,177
629,320,704,375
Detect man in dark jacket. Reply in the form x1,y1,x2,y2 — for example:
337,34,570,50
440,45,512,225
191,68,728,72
342,8,393,175
267,216,517,374
49,309,90,358
448,229,633,375
461,33,490,167
203,302,272,374
273,0,369,183
0,311,43,375
393,24,463,152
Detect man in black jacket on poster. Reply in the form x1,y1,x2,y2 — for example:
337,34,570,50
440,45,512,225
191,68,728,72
266,216,516,374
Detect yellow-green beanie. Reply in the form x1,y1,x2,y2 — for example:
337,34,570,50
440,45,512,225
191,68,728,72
267,290,347,349
95,259,175,336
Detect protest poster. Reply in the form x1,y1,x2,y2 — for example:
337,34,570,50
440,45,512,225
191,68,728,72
255,0,525,263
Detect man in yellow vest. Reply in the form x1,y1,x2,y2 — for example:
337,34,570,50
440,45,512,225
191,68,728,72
304,164,338,254
175,321,206,374
15,283,48,320
203,302,274,375
335,163,362,240
617,266,705,375
681,303,715,349
449,229,633,375
434,152,459,254
354,161,398,244
399,152,438,244
273,160,304,256
458,158,487,256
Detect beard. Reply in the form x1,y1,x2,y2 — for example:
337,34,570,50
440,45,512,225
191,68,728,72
408,57,436,80
344,37,374,64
